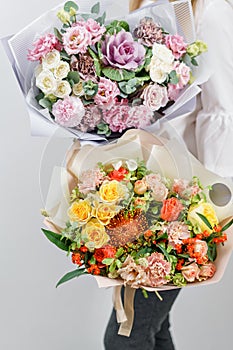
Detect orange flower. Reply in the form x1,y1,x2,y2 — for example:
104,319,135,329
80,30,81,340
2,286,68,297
94,245,117,263
87,264,101,275
160,197,183,221
72,253,82,266
108,167,128,181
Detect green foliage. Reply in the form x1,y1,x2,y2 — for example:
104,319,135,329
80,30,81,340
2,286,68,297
196,212,213,230
42,229,72,251
207,243,217,262
105,20,130,34
222,218,233,232
102,67,135,82
91,2,100,14
39,98,52,112
169,70,179,85
67,71,80,84
88,48,101,76
97,122,111,137
64,1,79,12
56,268,86,288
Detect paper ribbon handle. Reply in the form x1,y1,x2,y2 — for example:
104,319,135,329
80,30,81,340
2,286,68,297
113,285,136,337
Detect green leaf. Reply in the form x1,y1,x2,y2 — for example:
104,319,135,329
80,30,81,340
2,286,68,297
91,2,100,14
39,98,52,112
222,218,233,232
196,212,213,230
88,48,101,76
35,92,44,102
67,71,80,84
42,229,71,251
191,57,198,66
102,258,114,265
54,28,63,41
157,243,170,262
96,12,106,25
169,70,179,85
207,243,217,262
109,260,117,273
56,268,86,288
102,67,135,82
90,256,96,265
64,1,79,12
115,247,124,258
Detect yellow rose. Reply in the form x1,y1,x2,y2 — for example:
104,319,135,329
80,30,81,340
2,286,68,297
68,200,92,224
57,9,70,24
99,180,128,203
94,203,120,225
188,202,218,232
82,219,109,249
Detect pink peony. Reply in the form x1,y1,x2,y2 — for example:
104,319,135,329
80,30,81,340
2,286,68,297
142,83,169,111
146,252,171,287
181,262,200,282
85,18,106,44
52,96,85,127
198,262,216,281
63,23,91,55
165,34,188,59
27,34,61,61
102,30,145,70
94,77,120,108
166,221,190,248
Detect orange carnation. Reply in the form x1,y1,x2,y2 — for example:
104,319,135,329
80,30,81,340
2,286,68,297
160,197,183,221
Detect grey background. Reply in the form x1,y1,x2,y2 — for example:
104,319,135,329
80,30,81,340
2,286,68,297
1,1,233,349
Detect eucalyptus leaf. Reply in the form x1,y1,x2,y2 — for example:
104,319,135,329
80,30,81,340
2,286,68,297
67,71,80,84
91,2,100,14
64,1,79,12
39,98,52,112
56,268,86,288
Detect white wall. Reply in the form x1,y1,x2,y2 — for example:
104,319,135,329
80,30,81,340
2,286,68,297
0,1,233,349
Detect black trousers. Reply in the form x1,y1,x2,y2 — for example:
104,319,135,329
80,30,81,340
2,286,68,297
104,288,180,350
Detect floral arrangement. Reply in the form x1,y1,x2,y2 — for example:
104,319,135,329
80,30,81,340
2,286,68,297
42,158,233,291
28,1,207,137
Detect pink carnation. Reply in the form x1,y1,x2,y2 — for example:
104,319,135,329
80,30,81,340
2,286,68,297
118,256,149,288
102,103,130,133
78,168,105,194
85,18,106,44
147,252,171,287
27,34,61,61
94,77,120,108
172,178,201,199
127,105,154,129
63,23,91,55
166,221,190,248
165,34,188,59
52,96,85,127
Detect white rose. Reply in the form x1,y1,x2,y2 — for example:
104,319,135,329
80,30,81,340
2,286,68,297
36,70,57,95
152,43,174,65
54,61,70,80
54,80,72,98
42,50,60,69
149,57,173,83
34,64,43,78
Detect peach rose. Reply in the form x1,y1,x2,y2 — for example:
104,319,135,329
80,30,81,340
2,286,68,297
134,180,148,195
193,240,208,258
181,262,200,282
198,262,216,281
68,200,92,224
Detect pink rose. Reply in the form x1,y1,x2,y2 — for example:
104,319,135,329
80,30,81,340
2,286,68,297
63,24,91,55
198,262,216,281
94,77,120,108
27,34,61,61
165,34,188,59
181,262,200,282
85,18,106,44
142,83,169,111
193,240,208,258
52,96,85,127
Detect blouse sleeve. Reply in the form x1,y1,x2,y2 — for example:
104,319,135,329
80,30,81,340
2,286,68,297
195,0,233,177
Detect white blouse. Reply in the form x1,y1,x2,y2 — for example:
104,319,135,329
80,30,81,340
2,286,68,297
139,0,233,178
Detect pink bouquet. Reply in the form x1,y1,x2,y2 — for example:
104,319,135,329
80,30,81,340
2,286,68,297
27,1,207,138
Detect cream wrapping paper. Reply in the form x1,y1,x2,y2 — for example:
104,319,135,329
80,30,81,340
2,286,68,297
2,0,208,139
44,129,233,336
